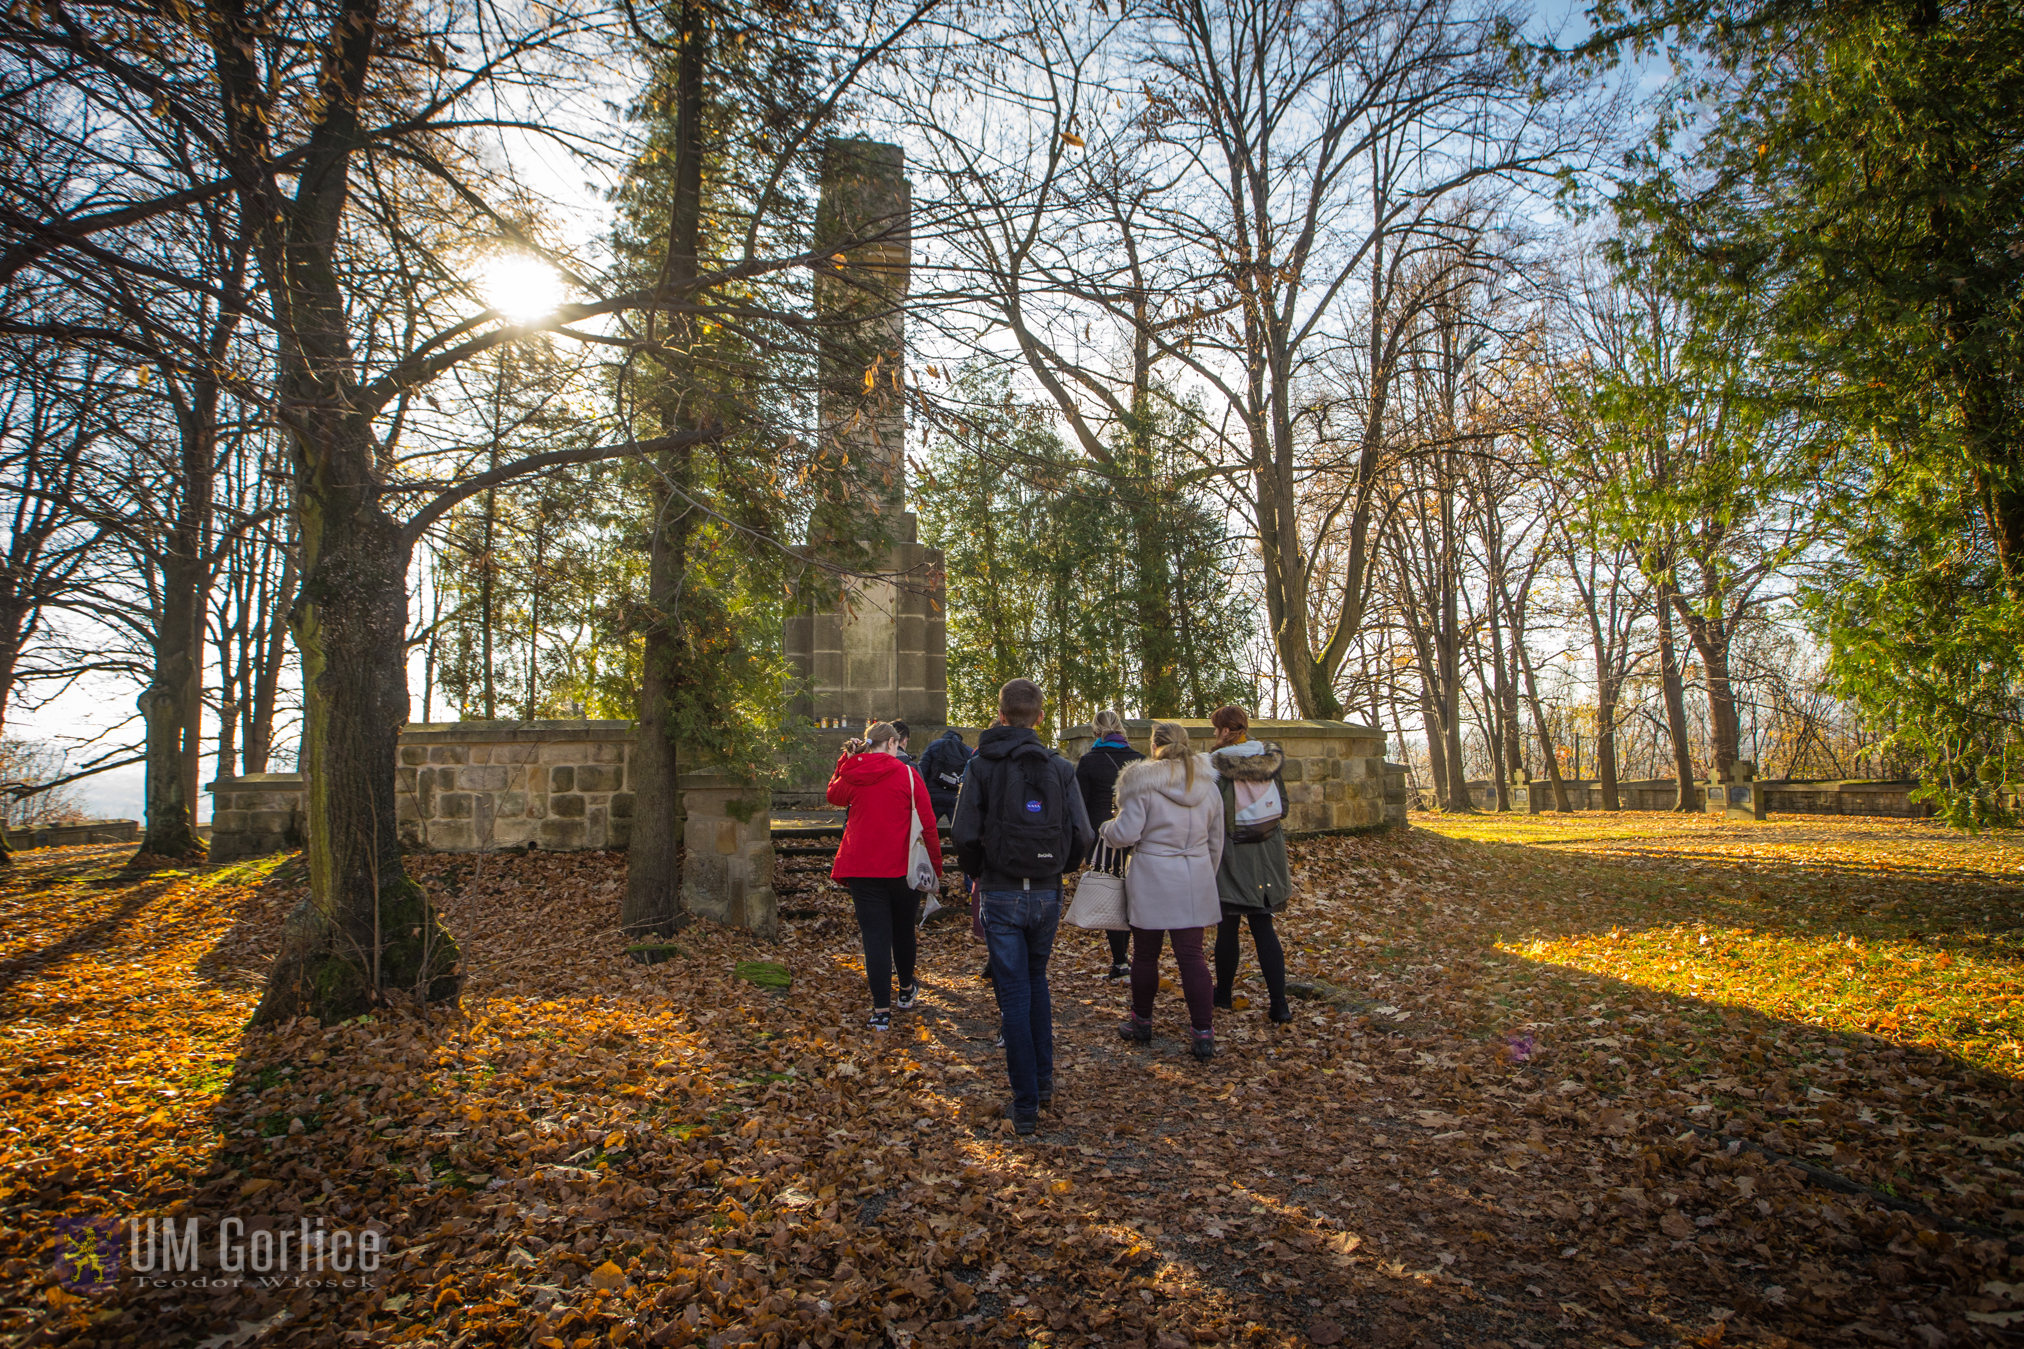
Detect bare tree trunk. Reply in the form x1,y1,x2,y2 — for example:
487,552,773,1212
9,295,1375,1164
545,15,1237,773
245,549,295,774
141,548,206,857
255,470,459,1021
1673,601,1742,777
1654,574,1699,810
1421,686,1449,811
622,0,706,937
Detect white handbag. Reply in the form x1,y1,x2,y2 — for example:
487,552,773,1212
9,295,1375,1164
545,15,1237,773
1065,842,1130,930
906,803,938,893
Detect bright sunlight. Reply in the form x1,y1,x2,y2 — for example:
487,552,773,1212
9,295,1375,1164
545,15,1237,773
476,251,567,325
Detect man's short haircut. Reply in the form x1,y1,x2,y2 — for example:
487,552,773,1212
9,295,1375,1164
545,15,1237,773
890,719,910,740
998,679,1044,727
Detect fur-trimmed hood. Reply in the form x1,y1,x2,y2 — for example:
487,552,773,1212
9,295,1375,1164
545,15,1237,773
1210,741,1284,782
1114,754,1218,806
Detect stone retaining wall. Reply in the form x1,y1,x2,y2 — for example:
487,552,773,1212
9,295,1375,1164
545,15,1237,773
208,774,308,862
679,771,776,938
2,818,140,851
1058,719,1398,834
398,721,635,852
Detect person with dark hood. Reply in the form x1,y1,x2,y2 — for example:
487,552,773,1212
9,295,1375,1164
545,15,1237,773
1207,704,1294,1024
951,679,1094,1135
1074,708,1143,980
917,726,975,826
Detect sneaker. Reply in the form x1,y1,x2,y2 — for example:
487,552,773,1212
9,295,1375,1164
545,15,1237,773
1039,1081,1054,1108
1106,961,1130,981
980,961,995,984
917,896,944,927
868,1009,891,1032
1001,1102,1038,1136
896,982,919,1011
1192,1028,1217,1060
1118,1012,1152,1043
994,1030,1005,1049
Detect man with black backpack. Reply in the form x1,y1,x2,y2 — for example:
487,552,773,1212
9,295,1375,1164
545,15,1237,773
951,678,1094,1136
916,726,974,827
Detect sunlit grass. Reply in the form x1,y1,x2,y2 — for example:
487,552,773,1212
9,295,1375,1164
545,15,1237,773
1418,809,2024,1074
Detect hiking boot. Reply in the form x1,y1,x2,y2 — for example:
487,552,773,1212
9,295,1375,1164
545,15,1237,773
895,982,920,1011
1106,961,1130,982
1118,1012,1152,1043
1002,1103,1038,1136
1268,1003,1294,1024
867,1009,891,1032
1192,1029,1217,1061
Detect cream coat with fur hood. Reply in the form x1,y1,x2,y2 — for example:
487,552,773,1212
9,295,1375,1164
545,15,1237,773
1098,754,1224,929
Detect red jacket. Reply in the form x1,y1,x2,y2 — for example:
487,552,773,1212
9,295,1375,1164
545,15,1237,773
827,751,943,883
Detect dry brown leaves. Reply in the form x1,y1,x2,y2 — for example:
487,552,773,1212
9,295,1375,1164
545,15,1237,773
0,814,2019,1349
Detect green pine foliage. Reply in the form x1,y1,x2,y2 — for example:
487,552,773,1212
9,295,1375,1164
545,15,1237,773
915,369,1254,732
1596,0,2024,822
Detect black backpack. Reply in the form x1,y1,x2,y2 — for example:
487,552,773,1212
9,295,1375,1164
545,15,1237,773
921,735,973,794
984,743,1069,878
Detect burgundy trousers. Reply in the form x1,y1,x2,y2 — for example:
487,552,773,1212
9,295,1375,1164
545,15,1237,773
1129,925,1215,1032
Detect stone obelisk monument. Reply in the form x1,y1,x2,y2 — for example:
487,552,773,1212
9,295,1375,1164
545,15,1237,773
784,140,948,734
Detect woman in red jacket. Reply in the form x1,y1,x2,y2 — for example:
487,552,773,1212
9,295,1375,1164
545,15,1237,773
828,720,944,1030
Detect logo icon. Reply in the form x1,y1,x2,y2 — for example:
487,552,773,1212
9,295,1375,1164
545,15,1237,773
1024,800,1042,813
54,1216,121,1292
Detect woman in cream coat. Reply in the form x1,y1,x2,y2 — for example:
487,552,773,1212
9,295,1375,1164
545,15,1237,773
1099,720,1225,1059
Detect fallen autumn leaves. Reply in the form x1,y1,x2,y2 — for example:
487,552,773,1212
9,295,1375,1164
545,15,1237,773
2,812,2022,1347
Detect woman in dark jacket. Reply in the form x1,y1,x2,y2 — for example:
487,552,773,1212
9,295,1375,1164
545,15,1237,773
1207,705,1294,1023
1075,709,1143,980
827,720,944,1031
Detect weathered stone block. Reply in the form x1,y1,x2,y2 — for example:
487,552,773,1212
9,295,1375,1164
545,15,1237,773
428,745,469,765
1322,779,1347,803
552,794,585,819
550,765,575,793
539,818,586,849
496,791,528,818
1278,758,1306,782
214,809,248,833
576,763,622,792
401,746,428,766
430,820,476,851
396,766,417,793
586,806,608,848
493,743,537,764
540,744,582,764
470,745,492,764
610,792,634,819
609,817,632,848
439,792,473,820
528,765,548,795
457,765,511,792
590,743,626,764
396,796,420,822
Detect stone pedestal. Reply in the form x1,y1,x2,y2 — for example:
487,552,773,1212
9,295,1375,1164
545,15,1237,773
207,774,307,861
1510,768,1543,815
783,513,947,731
1705,761,1769,821
679,771,776,938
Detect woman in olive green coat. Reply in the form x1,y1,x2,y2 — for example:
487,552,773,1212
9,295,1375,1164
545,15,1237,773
1208,705,1293,1023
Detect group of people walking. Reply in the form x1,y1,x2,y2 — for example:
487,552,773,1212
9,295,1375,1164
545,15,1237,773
824,681,1294,1135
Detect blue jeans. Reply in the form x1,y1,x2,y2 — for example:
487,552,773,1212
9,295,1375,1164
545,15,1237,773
981,887,1061,1118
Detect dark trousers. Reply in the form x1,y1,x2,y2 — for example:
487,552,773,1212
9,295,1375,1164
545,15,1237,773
1130,925,1214,1032
1215,909,1288,1014
982,887,1061,1117
846,877,920,1009
1107,928,1131,964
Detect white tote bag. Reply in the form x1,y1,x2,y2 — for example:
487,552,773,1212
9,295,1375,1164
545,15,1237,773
906,801,938,893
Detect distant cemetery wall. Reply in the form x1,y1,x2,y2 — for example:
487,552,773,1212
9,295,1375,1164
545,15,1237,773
1456,776,1936,818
